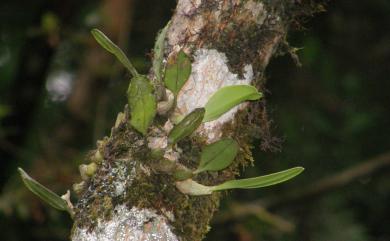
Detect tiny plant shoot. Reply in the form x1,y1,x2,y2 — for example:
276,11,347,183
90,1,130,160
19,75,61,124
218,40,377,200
92,28,157,135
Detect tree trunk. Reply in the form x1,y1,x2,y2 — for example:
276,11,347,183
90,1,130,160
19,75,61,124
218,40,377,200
71,1,323,240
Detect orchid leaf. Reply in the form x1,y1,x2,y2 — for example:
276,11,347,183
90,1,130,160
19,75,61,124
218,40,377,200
91,28,138,77
163,50,192,95
211,167,304,191
203,85,262,122
18,168,69,212
127,75,156,135
176,167,304,196
194,138,238,174
168,108,205,144
153,21,170,84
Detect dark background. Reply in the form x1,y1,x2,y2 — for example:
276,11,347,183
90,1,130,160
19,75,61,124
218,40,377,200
0,0,389,240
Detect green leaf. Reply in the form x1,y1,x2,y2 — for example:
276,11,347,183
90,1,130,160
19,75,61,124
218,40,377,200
17,168,69,212
168,108,205,145
211,167,304,191
127,75,157,135
153,21,170,84
91,28,138,77
203,85,262,122
163,50,192,95
194,138,238,174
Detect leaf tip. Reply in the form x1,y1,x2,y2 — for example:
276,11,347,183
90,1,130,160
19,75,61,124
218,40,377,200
17,167,28,178
294,166,305,173
252,91,263,100
90,28,102,39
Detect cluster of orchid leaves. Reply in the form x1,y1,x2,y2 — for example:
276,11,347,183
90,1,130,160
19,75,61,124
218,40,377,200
17,27,304,213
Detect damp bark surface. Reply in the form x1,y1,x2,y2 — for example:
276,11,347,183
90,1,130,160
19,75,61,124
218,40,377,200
71,0,324,240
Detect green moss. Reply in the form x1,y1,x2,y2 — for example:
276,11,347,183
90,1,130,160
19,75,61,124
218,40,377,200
73,119,221,240
123,168,220,241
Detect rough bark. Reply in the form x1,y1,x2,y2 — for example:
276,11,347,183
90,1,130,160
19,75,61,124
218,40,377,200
71,1,323,240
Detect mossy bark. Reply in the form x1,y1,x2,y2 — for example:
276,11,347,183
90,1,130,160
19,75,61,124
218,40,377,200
71,1,325,240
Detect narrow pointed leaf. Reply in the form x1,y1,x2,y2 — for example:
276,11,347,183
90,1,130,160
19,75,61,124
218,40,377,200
203,85,262,122
194,138,238,174
91,28,138,77
168,108,205,144
211,167,304,191
163,50,192,95
153,21,170,84
18,168,68,211
127,75,156,135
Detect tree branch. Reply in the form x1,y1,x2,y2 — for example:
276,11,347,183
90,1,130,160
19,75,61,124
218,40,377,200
70,1,323,240
213,202,295,233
